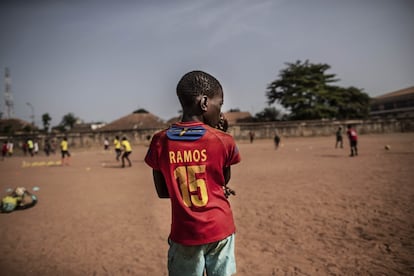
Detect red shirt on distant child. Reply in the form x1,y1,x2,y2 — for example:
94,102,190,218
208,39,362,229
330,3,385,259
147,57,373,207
347,128,358,141
145,121,241,245
2,143,7,155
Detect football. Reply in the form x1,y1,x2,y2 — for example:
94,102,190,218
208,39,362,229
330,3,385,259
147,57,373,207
15,187,26,196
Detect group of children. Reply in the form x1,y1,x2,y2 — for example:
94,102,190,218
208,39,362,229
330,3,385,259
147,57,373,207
3,137,70,165
2,135,134,168
1,138,60,159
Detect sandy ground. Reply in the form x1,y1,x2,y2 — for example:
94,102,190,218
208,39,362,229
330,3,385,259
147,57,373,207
0,133,413,276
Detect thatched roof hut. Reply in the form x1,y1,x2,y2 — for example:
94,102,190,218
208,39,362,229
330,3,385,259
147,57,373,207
166,116,181,125
98,111,167,132
0,118,36,135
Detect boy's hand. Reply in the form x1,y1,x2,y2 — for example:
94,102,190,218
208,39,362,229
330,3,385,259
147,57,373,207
223,185,236,198
215,113,228,132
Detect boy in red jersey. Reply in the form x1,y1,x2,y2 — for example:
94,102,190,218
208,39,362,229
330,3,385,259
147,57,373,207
346,124,358,157
145,70,241,276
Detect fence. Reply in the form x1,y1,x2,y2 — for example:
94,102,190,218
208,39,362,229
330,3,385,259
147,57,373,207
1,117,413,153
228,117,414,141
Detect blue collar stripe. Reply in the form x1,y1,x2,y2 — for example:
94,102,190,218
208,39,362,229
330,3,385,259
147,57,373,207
167,125,206,141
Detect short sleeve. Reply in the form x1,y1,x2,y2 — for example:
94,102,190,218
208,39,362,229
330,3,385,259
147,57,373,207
224,135,241,167
144,133,161,170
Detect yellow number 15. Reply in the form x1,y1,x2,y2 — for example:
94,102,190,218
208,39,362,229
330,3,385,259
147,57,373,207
174,165,208,207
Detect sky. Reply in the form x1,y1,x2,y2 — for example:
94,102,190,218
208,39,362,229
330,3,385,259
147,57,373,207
0,0,413,127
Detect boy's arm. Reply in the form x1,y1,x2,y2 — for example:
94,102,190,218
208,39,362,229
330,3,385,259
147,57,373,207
223,166,231,184
152,169,169,198
223,166,236,197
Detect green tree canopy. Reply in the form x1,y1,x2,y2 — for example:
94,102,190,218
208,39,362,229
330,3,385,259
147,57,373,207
266,60,370,120
254,107,283,122
330,86,371,119
60,113,78,130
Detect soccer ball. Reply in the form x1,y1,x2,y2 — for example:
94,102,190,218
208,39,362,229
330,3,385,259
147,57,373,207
15,187,26,196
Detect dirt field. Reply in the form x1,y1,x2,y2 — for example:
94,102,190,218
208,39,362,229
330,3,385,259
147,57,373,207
1,133,413,275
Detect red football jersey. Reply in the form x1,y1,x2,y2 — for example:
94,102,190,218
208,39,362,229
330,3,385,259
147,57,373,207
347,128,358,141
145,121,241,245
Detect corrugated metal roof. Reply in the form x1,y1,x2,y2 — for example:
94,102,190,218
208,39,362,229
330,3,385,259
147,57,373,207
374,86,414,99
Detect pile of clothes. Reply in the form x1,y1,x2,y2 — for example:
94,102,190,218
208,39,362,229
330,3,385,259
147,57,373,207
1,187,38,213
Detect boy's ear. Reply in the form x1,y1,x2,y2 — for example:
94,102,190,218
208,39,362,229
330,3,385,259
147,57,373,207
200,95,208,112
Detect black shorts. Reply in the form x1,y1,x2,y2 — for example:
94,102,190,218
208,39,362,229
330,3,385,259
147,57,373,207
122,151,131,158
61,150,71,158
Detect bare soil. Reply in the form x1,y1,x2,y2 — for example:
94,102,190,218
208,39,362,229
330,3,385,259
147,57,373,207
1,133,413,275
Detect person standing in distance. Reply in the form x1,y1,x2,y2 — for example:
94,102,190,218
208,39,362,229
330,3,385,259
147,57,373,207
104,137,109,151
145,70,241,276
121,136,132,168
114,136,122,161
1,141,7,160
335,126,343,148
60,137,71,165
346,124,358,157
27,138,34,157
7,140,14,156
274,132,281,150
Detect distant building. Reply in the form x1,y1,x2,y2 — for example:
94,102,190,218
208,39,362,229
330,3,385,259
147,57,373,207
166,115,181,125
70,122,107,132
0,118,36,135
165,111,253,126
370,86,414,118
91,122,106,130
98,112,166,132
223,111,253,125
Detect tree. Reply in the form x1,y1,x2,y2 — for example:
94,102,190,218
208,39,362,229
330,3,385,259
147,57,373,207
330,86,370,119
2,124,13,135
254,107,283,122
42,113,52,132
60,113,78,130
266,60,370,120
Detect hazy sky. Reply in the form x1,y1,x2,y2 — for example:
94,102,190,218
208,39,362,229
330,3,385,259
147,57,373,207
1,0,413,127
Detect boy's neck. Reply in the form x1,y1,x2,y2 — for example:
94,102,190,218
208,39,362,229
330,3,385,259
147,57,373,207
180,114,203,123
